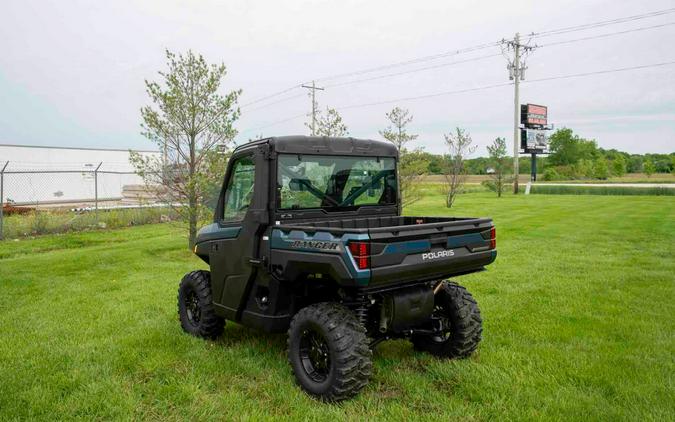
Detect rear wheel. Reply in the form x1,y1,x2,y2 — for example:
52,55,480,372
411,281,482,358
287,303,372,402
178,270,224,339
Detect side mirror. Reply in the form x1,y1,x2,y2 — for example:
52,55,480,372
289,178,310,192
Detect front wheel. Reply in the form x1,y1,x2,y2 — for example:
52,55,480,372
177,270,224,339
287,303,372,402
411,281,482,358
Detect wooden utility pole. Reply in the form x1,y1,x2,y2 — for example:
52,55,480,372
302,81,324,135
504,33,535,194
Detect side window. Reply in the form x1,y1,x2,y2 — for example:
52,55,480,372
221,155,256,222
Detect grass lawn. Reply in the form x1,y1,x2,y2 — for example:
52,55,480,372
1,192,673,420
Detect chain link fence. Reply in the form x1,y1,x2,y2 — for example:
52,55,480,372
0,161,175,239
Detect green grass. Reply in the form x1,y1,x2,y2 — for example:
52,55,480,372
1,192,674,420
530,184,675,196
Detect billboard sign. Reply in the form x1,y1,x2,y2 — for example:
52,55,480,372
521,128,549,151
521,103,547,126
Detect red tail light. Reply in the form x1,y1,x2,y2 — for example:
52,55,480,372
348,241,370,270
490,226,496,249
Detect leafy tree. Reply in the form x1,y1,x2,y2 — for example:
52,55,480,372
443,128,475,208
593,157,609,180
612,155,627,177
627,155,641,173
131,49,241,247
643,159,655,177
574,159,595,179
379,107,418,153
483,137,509,197
314,107,348,137
398,149,428,206
548,128,598,166
378,106,422,205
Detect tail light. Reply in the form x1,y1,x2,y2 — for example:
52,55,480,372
348,241,370,270
490,226,496,249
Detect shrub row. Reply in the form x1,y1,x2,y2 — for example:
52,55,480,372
530,185,675,196
1,207,178,239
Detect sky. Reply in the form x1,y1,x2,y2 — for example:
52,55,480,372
1,0,674,157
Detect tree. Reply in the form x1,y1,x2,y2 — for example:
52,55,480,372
548,128,598,166
643,159,656,177
379,106,422,205
398,149,428,206
379,107,418,153
612,155,627,177
313,107,348,137
131,50,241,247
483,137,509,197
593,157,609,180
443,128,476,208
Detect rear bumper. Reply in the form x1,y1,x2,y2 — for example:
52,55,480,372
369,249,496,287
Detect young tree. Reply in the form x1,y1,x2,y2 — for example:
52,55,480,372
483,137,509,197
379,107,418,153
314,107,348,137
131,50,241,247
398,149,428,206
593,157,609,180
379,107,422,205
643,159,656,178
612,155,627,177
443,128,476,208
305,103,349,136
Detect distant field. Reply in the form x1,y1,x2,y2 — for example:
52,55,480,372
1,192,673,420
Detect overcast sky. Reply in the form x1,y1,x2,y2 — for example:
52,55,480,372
1,0,674,156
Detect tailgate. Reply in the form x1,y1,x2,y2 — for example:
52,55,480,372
367,217,496,287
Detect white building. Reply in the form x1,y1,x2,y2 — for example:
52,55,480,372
0,144,159,205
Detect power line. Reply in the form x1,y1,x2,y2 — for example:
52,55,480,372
240,84,302,108
538,22,675,48
312,41,502,84
243,92,306,113
238,113,307,135
335,81,512,110
531,7,675,38
244,21,675,112
323,53,502,89
237,59,675,134
238,8,675,110
523,60,675,84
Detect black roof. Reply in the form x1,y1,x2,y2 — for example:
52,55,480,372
236,135,398,158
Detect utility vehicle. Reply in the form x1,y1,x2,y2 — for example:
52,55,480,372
178,136,496,401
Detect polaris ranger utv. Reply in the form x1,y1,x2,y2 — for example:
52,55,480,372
179,136,496,401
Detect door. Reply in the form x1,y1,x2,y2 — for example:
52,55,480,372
209,152,261,320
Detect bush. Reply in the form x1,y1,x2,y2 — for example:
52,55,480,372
542,168,562,181
530,185,674,196
2,207,178,239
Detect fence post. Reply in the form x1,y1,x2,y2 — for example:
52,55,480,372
94,162,102,222
0,161,8,240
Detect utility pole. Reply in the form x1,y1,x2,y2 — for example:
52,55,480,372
301,81,324,136
504,33,535,194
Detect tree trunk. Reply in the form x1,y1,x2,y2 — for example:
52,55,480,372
188,196,197,248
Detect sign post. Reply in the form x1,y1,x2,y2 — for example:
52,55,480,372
520,104,552,181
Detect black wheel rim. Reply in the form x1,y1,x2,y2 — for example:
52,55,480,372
299,326,331,383
185,290,201,326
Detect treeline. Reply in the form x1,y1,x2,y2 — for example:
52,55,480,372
405,128,674,179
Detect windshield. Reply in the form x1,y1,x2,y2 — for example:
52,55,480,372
277,154,397,210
